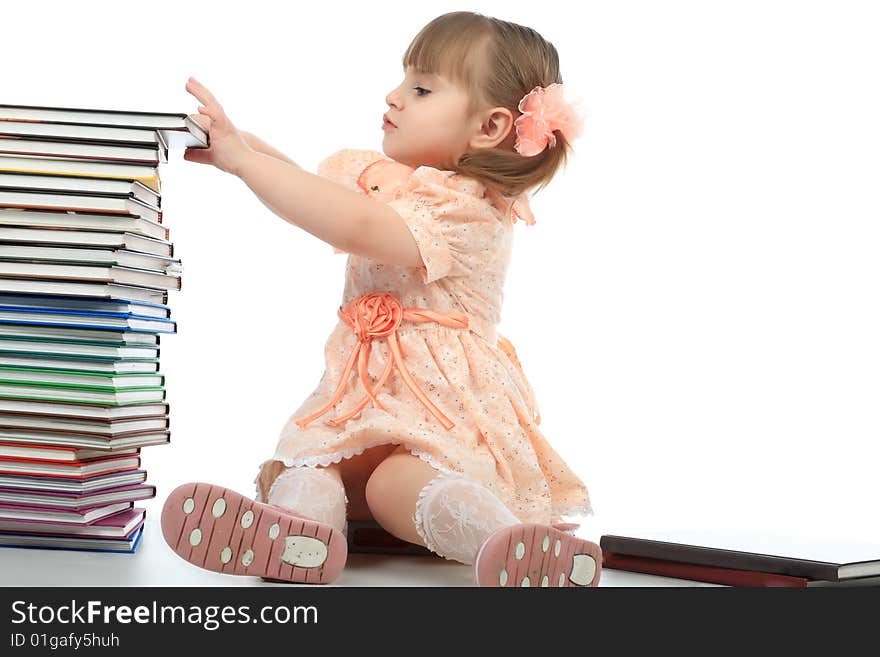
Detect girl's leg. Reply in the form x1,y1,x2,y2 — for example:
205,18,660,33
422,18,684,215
257,443,397,533
264,464,349,535
364,445,602,587
364,445,518,561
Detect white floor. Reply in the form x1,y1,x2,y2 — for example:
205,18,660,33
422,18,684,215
0,497,717,587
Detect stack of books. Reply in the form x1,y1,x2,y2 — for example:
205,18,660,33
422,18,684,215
600,529,880,587
0,104,207,554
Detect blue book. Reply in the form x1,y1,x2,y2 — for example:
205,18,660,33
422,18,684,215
0,305,175,333
0,293,170,319
0,524,144,553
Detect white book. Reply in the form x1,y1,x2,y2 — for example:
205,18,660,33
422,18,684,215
0,444,140,463
0,138,160,165
0,154,160,193
0,501,131,524
0,171,160,207
0,121,167,162
0,278,167,305
0,398,167,419
0,415,167,436
0,384,164,405
0,324,159,345
0,485,154,509
0,368,163,388
0,432,169,451
0,261,180,291
0,294,169,319
0,356,158,374
0,507,145,536
0,104,208,149
0,337,159,359
0,469,145,492
0,227,171,256
0,245,180,274
0,308,176,332
0,455,139,477
0,189,160,223
0,207,167,241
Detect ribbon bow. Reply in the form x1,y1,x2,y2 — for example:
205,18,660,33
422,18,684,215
294,292,469,431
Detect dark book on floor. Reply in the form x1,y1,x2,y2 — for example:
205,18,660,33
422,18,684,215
346,519,435,557
602,550,880,587
600,529,880,583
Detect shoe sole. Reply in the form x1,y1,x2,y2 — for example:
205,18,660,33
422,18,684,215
160,482,347,585
474,523,603,587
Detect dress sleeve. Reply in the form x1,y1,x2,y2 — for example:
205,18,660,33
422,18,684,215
316,149,388,192
385,167,504,284
316,149,388,254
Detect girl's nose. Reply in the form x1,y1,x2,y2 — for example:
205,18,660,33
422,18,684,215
385,87,402,110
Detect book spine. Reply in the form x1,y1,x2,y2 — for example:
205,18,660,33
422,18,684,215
600,535,840,582
602,551,809,587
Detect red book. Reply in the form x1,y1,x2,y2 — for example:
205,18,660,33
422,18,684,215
0,507,145,539
0,442,140,462
0,453,140,478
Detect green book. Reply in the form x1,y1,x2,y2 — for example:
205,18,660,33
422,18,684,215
0,383,165,406
0,366,163,389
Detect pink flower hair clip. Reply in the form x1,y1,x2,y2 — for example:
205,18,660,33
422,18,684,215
513,83,584,157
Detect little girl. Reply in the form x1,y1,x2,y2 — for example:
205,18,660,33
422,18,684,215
161,10,601,588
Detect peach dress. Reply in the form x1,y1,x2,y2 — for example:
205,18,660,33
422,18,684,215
253,149,592,525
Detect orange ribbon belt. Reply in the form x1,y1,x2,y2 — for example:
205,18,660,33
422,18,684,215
294,292,469,431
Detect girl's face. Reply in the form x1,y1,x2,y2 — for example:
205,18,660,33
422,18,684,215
382,67,479,170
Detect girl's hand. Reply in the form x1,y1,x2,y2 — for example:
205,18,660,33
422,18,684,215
183,77,253,176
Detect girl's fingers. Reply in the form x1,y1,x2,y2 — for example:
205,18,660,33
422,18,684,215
187,77,222,111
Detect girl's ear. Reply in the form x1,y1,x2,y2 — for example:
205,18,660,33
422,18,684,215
469,107,514,151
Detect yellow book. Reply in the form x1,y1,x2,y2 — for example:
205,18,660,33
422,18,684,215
0,155,160,192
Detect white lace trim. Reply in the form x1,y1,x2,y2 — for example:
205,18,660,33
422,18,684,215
253,444,594,524
411,470,467,561
255,440,452,478
265,464,350,506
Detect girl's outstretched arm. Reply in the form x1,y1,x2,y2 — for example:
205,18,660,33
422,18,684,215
240,131,295,165
234,151,423,267
184,77,423,268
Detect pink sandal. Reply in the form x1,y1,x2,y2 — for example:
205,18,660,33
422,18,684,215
160,482,347,585
474,523,602,587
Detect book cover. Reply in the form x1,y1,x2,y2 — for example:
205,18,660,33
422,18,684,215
0,207,168,241
0,506,144,538
0,278,168,305
0,524,144,553
0,104,208,149
0,226,171,256
0,154,160,192
0,469,147,493
0,482,155,510
0,171,160,206
0,398,168,420
0,453,140,478
0,500,132,524
600,529,880,582
0,294,170,319
0,306,176,333
0,413,169,435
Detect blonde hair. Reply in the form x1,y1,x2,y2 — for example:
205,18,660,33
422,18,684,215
403,11,574,198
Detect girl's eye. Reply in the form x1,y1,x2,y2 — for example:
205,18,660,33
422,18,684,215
414,87,431,97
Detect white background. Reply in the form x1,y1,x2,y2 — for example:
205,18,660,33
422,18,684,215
4,0,879,546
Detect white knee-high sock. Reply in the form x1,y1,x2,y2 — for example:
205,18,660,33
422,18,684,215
412,471,520,565
261,466,349,537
